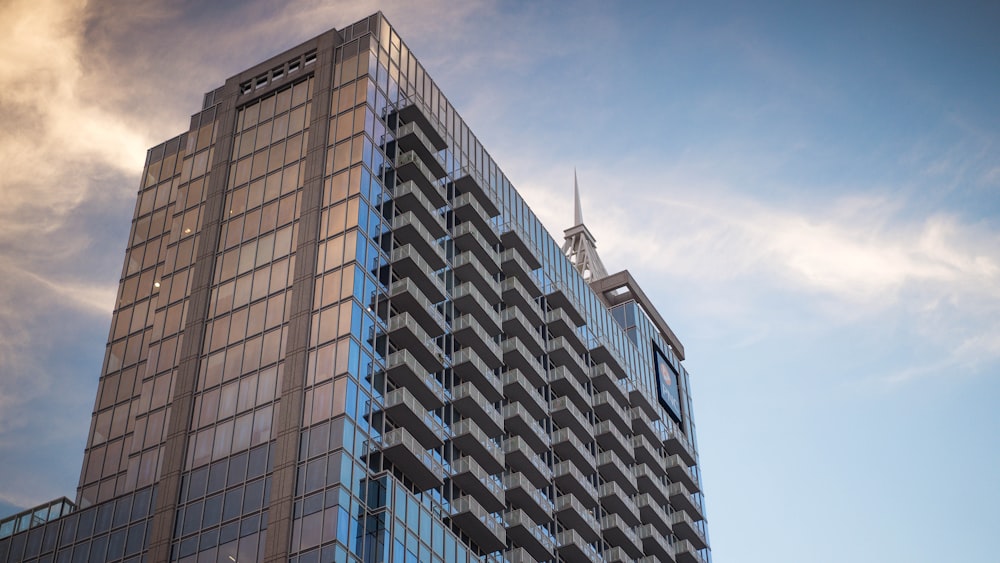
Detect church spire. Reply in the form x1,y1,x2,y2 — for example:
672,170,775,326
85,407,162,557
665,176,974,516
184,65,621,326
562,171,608,281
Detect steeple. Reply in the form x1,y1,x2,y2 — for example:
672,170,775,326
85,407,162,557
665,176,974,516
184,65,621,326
562,170,608,281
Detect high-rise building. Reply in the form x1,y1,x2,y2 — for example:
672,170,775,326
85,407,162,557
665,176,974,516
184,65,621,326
0,12,710,563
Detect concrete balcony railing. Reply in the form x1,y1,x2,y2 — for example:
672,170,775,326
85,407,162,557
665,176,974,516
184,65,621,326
674,539,709,563
503,472,554,524
392,103,447,152
501,307,545,357
661,420,697,467
502,437,552,489
504,509,555,562
453,167,500,218
502,405,550,454
630,433,662,470
500,248,542,298
392,180,445,236
545,308,586,354
596,450,636,495
389,244,446,303
451,381,503,438
554,494,600,543
664,454,700,493
634,463,669,506
588,334,627,379
629,406,659,446
551,427,596,474
451,418,504,474
392,211,446,270
385,278,445,337
600,513,644,559
452,281,501,334
551,461,598,508
668,482,705,522
625,379,659,422
453,192,500,246
633,493,670,537
453,314,503,368
453,250,501,303
449,495,506,553
452,347,503,402
380,427,443,492
387,311,444,373
555,528,599,563
500,338,545,388
450,455,505,512
593,390,630,435
377,386,447,448
383,349,447,410
636,524,675,562
549,365,591,412
395,121,447,179
597,482,640,526
453,221,501,272
500,277,543,326
591,362,627,403
501,370,547,419
546,337,589,382
594,420,633,463
395,150,444,197
503,547,540,563
551,396,593,444
499,226,542,270
545,281,585,327
671,510,709,550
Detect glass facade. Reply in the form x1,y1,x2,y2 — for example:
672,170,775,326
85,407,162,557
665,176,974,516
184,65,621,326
0,12,709,563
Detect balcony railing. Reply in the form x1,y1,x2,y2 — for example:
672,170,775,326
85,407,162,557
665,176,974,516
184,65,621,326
380,427,444,492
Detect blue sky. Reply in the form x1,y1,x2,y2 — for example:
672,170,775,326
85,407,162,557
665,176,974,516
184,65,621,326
1,1,998,561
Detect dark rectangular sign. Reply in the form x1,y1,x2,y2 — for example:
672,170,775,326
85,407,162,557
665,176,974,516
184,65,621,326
653,344,683,424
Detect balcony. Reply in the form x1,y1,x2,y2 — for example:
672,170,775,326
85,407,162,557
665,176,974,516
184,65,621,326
501,308,544,356
450,456,505,512
504,509,555,562
551,428,596,474
383,349,447,410
392,211,446,269
500,248,541,297
601,513,644,559
545,308,586,354
665,454,700,493
501,370,546,419
499,227,542,270
674,539,708,563
554,494,600,543
634,464,669,506
500,278,543,326
546,337,589,382
453,250,501,303
503,437,551,488
375,387,446,448
453,314,503,367
385,278,445,337
453,168,500,218
502,405,550,454
596,450,636,494
545,283,585,326
452,281,501,334
395,150,444,197
637,524,674,562
503,473,554,524
633,493,670,537
387,312,444,373
589,335,627,379
395,121,447,179
668,482,705,522
598,482,640,526
451,382,503,437
452,347,503,402
593,391,630,435
388,244,446,303
392,103,447,152
392,180,445,235
453,222,501,272
591,363,627,404
503,547,540,563
380,427,443,492
451,418,504,473
549,365,591,412
449,495,506,553
630,406,659,446
671,510,709,550
594,420,633,463
662,421,696,467
551,396,592,443
453,192,500,246
500,338,545,387
626,380,659,422
551,461,598,508
555,529,598,562
631,433,662,470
